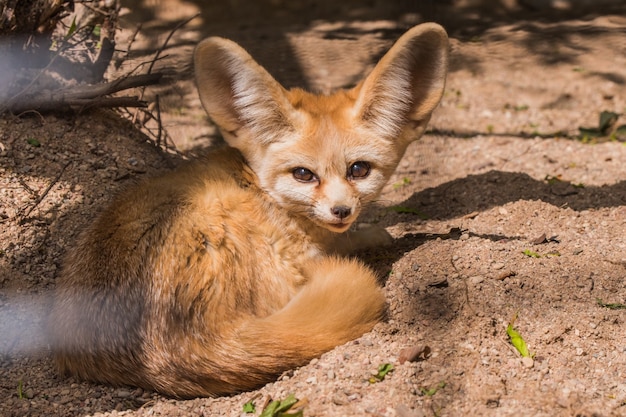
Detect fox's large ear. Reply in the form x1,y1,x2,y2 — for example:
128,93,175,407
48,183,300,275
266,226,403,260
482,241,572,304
194,38,297,146
353,23,449,141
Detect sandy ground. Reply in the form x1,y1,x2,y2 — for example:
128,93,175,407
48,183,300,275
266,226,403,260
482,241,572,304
1,1,626,416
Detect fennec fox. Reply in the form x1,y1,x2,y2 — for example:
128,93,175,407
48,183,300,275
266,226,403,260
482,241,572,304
48,23,448,398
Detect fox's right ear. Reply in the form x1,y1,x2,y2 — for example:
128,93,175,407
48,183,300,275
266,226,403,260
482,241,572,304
194,38,298,147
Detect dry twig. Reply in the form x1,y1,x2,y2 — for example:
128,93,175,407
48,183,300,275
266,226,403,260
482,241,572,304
132,13,199,123
19,161,71,222
4,73,163,114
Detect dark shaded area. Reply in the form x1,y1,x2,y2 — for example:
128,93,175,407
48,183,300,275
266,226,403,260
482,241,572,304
0,0,120,113
108,0,626,121
0,0,70,35
0,0,73,102
357,169,626,332
402,170,625,219
2,0,625,116
360,169,625,293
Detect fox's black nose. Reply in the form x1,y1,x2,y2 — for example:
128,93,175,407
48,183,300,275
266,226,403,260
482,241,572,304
331,205,352,219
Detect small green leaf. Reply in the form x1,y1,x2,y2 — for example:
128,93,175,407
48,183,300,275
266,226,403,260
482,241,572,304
259,394,301,417
260,400,281,417
243,401,256,413
596,298,626,310
507,313,532,358
598,111,619,134
92,24,101,37
65,16,77,40
522,249,541,258
544,175,562,185
579,111,621,140
420,381,446,396
26,138,41,147
393,177,412,189
377,363,394,378
578,127,601,141
17,380,23,400
369,363,394,383
507,325,530,357
275,394,298,413
614,124,626,141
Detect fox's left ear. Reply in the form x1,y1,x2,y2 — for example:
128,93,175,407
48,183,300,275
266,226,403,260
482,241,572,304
352,23,449,142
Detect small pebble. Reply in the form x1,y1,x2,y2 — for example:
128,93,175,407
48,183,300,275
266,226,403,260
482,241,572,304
360,338,374,347
556,393,570,408
114,389,132,398
469,275,484,285
496,270,516,280
491,262,505,270
58,396,72,405
521,356,534,368
332,394,348,406
460,233,470,241
530,233,547,245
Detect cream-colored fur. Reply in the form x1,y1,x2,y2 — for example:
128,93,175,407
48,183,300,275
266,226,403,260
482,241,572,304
47,23,448,398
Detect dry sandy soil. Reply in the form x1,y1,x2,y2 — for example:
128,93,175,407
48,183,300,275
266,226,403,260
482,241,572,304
1,1,626,416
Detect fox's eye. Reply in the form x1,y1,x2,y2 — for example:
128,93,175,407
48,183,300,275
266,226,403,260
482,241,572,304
348,161,370,179
292,167,317,182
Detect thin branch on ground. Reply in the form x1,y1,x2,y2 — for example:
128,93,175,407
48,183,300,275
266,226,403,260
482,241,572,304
4,73,163,114
122,22,143,65
118,106,183,158
19,161,72,222
155,94,163,147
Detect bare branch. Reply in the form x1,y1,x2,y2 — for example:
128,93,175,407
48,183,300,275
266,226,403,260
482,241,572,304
4,73,163,114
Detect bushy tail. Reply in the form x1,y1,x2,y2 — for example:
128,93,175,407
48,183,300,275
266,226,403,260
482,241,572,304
238,257,385,385
160,257,386,398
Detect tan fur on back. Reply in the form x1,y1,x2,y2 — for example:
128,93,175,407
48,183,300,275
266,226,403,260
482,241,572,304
48,23,448,398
